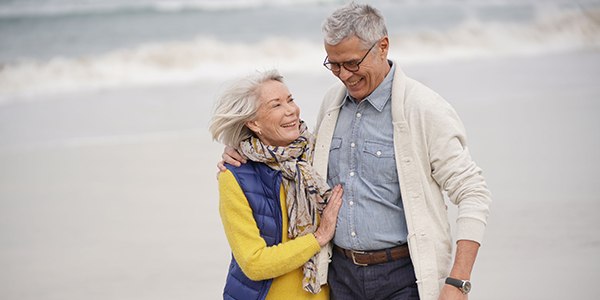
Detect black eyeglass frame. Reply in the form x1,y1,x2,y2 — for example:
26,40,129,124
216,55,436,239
323,41,379,73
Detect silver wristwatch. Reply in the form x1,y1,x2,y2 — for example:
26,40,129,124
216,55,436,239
445,277,471,294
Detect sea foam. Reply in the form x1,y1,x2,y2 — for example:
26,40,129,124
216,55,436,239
0,6,598,101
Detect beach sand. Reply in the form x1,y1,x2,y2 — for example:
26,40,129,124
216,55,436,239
1,50,599,299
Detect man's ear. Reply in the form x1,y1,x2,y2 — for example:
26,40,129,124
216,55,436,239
378,36,389,57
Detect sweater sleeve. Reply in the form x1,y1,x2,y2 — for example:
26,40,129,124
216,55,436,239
218,170,321,281
422,93,492,243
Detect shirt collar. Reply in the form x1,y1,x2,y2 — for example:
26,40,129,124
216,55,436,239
343,60,395,112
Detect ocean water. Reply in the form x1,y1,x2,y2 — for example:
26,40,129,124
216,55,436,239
0,0,599,99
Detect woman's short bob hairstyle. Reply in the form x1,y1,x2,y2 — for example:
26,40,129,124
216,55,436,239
209,69,284,148
322,2,388,48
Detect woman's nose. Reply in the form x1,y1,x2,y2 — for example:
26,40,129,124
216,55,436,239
285,103,297,115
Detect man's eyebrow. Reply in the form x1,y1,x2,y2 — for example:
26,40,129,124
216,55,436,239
328,58,359,64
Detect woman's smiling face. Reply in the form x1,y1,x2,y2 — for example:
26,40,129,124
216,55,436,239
247,80,301,147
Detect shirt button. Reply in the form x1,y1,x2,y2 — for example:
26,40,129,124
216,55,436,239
349,171,355,177
376,150,382,156
350,142,356,148
356,112,361,118
349,201,354,206
351,232,356,237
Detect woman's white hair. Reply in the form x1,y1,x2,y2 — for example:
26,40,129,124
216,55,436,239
209,69,284,148
322,2,388,48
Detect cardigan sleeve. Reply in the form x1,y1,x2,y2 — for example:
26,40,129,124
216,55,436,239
218,170,321,281
421,93,492,243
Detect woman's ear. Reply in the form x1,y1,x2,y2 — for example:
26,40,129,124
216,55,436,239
246,120,261,135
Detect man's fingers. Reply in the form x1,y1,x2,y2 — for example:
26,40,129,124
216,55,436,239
217,161,227,172
222,153,241,167
225,146,247,164
216,146,245,180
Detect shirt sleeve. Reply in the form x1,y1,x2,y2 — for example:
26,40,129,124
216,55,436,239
218,169,321,281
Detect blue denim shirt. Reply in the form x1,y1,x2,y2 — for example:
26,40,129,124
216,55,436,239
327,62,408,251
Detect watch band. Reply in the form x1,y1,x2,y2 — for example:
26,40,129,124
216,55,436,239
445,277,471,294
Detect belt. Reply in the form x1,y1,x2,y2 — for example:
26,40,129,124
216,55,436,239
334,244,410,267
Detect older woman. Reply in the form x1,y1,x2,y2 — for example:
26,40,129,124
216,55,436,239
209,69,343,300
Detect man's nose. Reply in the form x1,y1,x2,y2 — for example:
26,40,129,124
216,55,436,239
338,67,353,81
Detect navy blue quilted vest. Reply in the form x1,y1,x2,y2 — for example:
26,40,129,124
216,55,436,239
223,161,283,300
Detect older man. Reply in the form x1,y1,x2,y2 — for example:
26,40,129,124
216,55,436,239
313,3,491,300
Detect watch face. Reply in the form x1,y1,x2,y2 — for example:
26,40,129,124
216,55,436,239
461,281,472,294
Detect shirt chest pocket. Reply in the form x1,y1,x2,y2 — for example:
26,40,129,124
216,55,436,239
361,141,399,184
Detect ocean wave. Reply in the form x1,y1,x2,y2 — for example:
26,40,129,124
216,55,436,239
1,7,599,102
0,37,325,101
0,0,340,18
390,7,600,59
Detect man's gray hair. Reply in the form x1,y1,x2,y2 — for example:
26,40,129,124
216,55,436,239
322,2,388,48
209,69,284,148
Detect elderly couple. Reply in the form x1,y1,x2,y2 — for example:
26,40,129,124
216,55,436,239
209,2,491,300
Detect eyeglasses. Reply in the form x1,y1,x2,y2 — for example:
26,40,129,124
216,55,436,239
323,41,378,73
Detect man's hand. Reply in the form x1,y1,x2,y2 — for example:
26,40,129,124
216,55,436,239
438,239,479,300
217,146,247,172
438,284,467,300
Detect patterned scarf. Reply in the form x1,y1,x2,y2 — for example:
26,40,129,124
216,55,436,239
239,121,331,294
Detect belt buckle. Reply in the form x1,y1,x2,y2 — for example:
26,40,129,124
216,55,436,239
350,250,368,266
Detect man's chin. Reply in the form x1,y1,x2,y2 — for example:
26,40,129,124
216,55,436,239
348,91,365,101
346,85,366,100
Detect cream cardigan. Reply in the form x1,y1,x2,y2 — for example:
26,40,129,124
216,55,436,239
313,62,492,300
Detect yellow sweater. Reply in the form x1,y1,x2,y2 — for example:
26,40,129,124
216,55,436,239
218,170,329,299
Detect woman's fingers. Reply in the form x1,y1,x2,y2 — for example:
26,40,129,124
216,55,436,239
327,184,343,211
322,185,343,224
315,185,343,246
